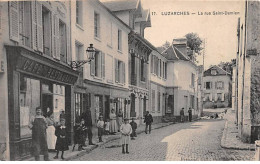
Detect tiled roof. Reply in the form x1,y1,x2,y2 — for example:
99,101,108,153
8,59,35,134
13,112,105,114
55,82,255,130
101,0,139,12
161,45,189,61
204,65,231,76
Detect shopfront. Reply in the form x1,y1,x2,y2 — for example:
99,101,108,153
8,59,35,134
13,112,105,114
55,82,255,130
6,46,79,160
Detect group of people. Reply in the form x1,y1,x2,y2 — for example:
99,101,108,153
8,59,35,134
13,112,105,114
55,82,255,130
29,107,69,161
180,108,193,122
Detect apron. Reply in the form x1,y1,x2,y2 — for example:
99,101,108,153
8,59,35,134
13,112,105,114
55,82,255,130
32,118,48,156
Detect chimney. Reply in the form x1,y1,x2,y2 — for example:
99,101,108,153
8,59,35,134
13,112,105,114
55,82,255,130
172,38,188,56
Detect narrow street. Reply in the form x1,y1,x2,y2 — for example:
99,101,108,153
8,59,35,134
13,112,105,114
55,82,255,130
72,119,254,161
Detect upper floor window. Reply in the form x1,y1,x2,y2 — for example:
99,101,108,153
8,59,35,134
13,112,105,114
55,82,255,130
75,41,83,61
191,73,195,87
152,90,155,112
205,82,212,90
115,59,125,84
159,59,162,77
118,29,122,51
107,21,112,47
76,0,83,26
42,6,51,56
216,81,224,90
158,91,161,112
140,59,145,82
211,69,217,75
165,62,167,79
94,12,100,38
90,50,105,78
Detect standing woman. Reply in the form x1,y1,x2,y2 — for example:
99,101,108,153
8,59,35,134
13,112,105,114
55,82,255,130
117,109,123,132
109,109,117,134
46,111,57,151
28,107,49,161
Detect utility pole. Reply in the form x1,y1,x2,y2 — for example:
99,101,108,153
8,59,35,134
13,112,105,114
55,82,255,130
201,38,206,117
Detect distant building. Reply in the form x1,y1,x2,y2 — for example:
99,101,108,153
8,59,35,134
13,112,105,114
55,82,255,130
162,38,200,121
203,65,232,109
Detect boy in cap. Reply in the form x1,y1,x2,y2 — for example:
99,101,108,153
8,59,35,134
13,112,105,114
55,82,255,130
120,118,132,154
97,115,104,142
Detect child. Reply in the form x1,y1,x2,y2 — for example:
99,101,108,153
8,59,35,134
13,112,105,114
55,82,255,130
130,118,137,140
104,119,110,135
54,118,69,160
97,115,104,142
73,118,87,151
120,118,132,154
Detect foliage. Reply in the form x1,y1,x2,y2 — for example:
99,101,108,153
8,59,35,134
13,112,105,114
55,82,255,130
185,33,203,54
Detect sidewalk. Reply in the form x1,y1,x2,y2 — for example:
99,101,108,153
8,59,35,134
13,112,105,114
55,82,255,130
25,121,175,161
220,109,255,150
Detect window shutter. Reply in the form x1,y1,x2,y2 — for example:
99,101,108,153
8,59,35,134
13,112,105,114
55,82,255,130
9,1,19,42
115,59,118,83
55,16,60,60
52,14,57,58
122,62,125,83
221,93,225,101
222,82,224,89
102,52,105,78
165,62,167,79
144,62,147,81
90,56,95,76
31,1,37,50
215,93,218,101
36,2,43,52
151,55,153,73
66,25,71,64
209,93,212,101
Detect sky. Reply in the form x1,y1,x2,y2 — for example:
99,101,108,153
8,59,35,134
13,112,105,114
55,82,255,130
141,0,242,69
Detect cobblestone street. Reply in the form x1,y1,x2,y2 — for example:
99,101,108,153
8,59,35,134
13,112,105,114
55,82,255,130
72,119,254,161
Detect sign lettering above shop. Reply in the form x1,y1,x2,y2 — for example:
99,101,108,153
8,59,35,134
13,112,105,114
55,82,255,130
17,56,78,85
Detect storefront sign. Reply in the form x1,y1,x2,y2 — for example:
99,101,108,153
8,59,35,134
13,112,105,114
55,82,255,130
17,56,78,85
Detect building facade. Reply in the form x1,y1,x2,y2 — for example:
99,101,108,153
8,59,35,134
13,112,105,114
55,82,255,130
235,0,260,143
203,65,232,109
162,38,200,121
149,50,167,123
1,1,79,160
70,0,131,125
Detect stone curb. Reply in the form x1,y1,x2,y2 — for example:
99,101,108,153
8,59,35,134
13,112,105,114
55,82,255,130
220,120,255,151
65,122,175,161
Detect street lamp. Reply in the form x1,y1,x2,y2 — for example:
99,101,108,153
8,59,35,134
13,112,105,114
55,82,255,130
70,44,96,69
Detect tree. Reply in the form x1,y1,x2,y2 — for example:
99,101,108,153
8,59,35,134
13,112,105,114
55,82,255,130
185,33,203,54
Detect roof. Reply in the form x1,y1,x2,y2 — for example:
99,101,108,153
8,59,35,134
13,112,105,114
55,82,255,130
101,0,139,12
204,65,231,77
161,45,190,61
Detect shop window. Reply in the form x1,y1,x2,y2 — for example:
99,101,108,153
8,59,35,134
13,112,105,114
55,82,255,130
75,93,82,122
19,76,40,138
42,6,51,56
59,20,67,63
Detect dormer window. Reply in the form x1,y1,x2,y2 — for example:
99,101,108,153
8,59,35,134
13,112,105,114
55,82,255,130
211,69,217,75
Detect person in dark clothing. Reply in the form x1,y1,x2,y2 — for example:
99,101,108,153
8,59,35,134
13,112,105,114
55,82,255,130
188,108,192,122
81,110,95,145
180,108,185,122
54,118,69,160
144,111,153,134
72,118,87,151
29,107,49,161
130,118,137,140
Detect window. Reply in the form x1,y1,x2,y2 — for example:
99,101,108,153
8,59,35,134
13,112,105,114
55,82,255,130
216,81,224,90
94,12,100,38
217,93,222,101
151,55,154,73
106,54,113,83
59,20,67,63
191,73,195,87
162,62,165,78
75,93,82,122
76,0,83,26
158,91,161,112
141,59,145,81
115,59,125,83
118,29,122,51
75,42,83,61
211,69,217,75
107,21,112,46
95,51,101,77
190,95,194,108
42,6,51,56
206,82,211,90
90,50,105,78
19,1,32,47
204,93,210,101
152,90,155,111
159,59,162,77
165,62,167,79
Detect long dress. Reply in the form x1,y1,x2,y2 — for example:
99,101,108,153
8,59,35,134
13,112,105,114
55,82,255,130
46,117,57,150
109,113,117,133
117,112,123,131
120,123,132,145
30,116,48,157
55,126,69,151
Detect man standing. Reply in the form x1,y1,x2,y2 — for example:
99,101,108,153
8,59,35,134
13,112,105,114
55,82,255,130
144,111,153,134
180,108,185,122
81,110,95,145
188,108,192,122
